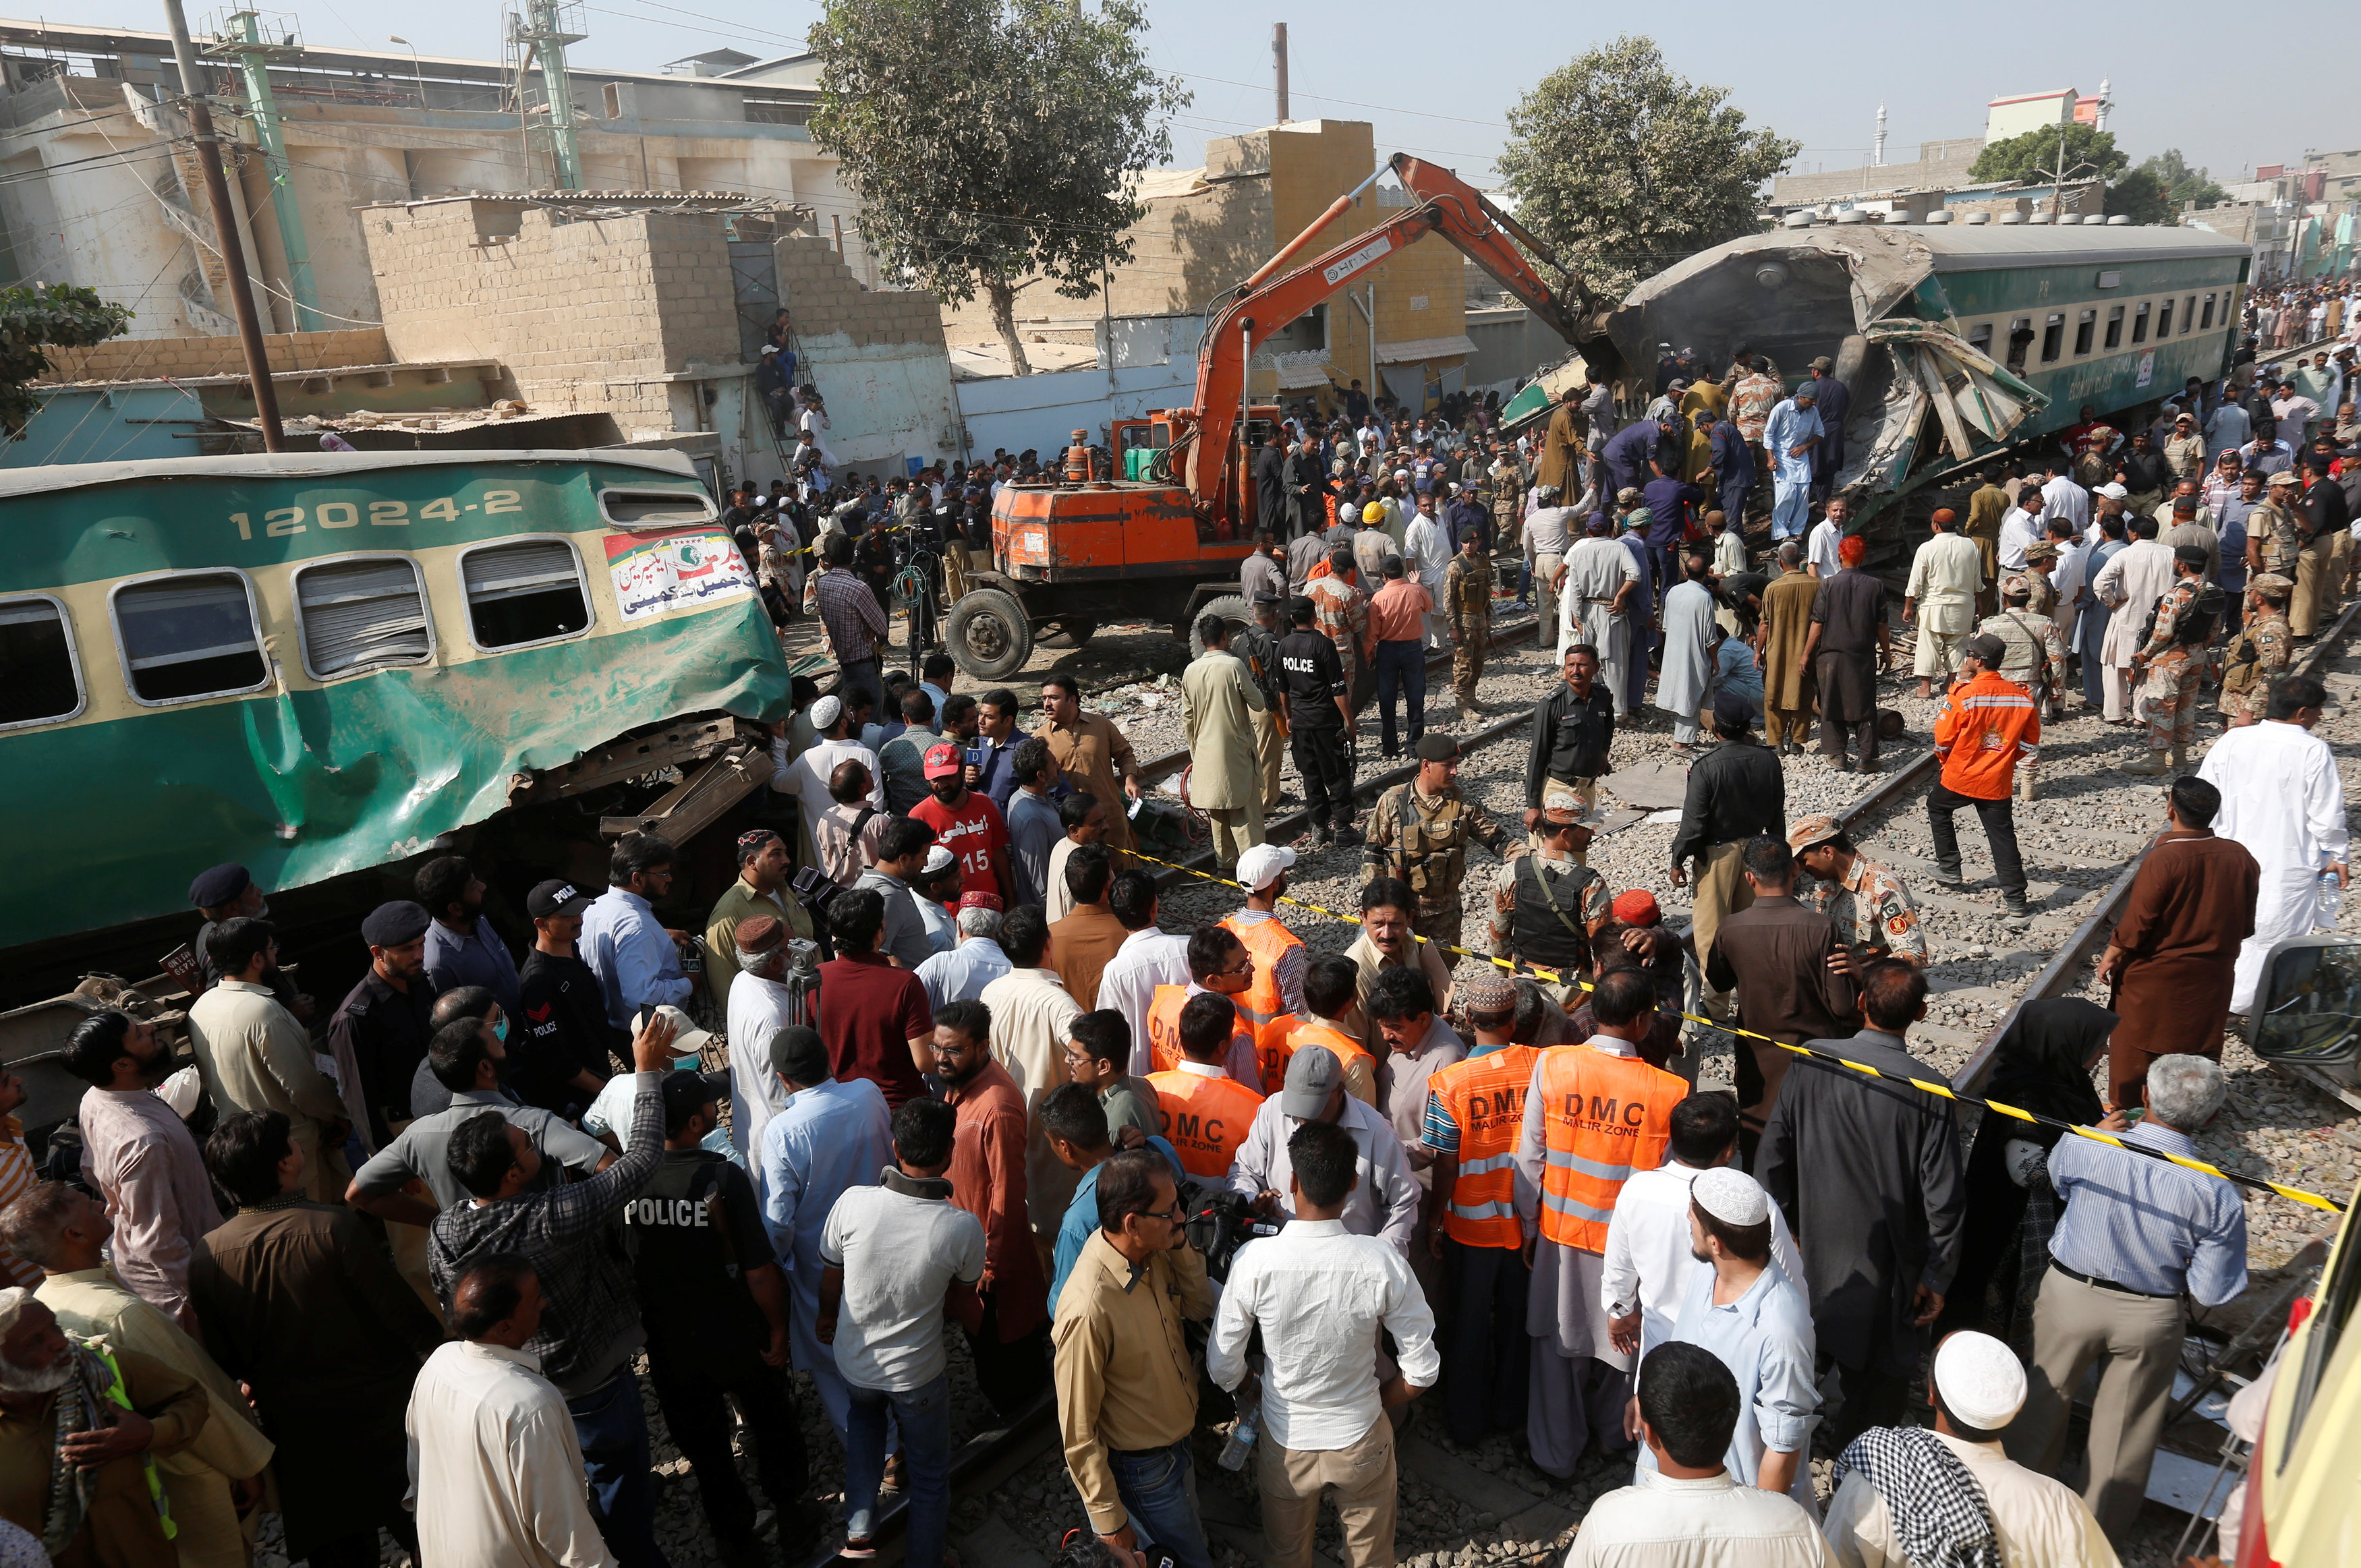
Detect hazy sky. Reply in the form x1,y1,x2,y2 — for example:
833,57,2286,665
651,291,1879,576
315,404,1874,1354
48,0,2339,190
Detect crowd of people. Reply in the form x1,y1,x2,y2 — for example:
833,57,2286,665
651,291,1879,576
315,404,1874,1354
3,296,2356,1568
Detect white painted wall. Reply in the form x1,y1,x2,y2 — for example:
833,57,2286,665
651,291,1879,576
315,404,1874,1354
954,314,1204,461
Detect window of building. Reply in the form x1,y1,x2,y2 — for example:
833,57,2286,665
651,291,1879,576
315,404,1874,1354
2074,308,2097,357
111,572,269,705
459,539,592,650
293,556,434,678
2132,301,2152,343
2006,318,2034,370
2157,298,2173,338
0,596,84,728
2200,293,2217,330
2041,312,2066,363
2105,306,2125,349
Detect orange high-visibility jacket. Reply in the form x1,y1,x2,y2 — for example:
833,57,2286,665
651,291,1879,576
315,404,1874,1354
1431,1044,1539,1248
1531,1045,1684,1252
1933,670,2039,800
1220,913,1304,1035
1145,1066,1264,1179
1255,1012,1301,1095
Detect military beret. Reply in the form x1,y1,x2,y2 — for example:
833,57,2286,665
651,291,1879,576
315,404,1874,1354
362,900,431,948
1414,733,1460,762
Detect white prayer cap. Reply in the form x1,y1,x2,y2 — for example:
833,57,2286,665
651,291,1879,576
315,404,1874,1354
923,845,957,875
1933,1331,2027,1430
1692,1167,1769,1226
809,695,843,730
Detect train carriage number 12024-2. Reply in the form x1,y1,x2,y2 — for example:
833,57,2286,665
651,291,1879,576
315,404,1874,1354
228,490,524,538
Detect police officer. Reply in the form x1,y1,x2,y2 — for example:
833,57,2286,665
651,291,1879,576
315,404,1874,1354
2219,572,2295,726
1483,789,1610,1008
1443,531,1494,722
1233,587,1290,815
1278,593,1361,848
625,1070,818,1566
2123,544,2223,774
1363,733,1514,953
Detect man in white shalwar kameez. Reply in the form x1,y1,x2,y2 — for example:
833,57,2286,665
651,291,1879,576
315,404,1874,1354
1902,509,1985,697
2198,676,2350,1014
1657,556,1720,747
2091,521,2179,723
1560,514,1643,705
1404,496,1454,649
1763,390,1825,542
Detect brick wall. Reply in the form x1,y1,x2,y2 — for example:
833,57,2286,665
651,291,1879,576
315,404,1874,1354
360,202,740,427
35,328,391,384
774,234,948,351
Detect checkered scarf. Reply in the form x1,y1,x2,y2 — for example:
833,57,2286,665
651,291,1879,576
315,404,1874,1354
39,1341,132,1559
1833,1426,2002,1568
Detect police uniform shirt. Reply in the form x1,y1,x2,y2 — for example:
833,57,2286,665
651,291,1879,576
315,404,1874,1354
625,1148,778,1376
1278,628,1349,730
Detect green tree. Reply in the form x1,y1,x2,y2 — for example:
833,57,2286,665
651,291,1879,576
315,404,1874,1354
1495,36,1798,303
1967,123,2128,187
807,0,1187,375
2138,149,2228,212
0,283,132,434
2105,167,2174,226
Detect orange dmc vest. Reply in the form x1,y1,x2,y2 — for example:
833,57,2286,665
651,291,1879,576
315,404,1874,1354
1279,1020,1376,1096
1145,985,1190,1074
1220,912,1305,1034
1533,1044,1683,1252
1255,1013,1301,1095
1145,1066,1264,1179
1431,1045,1540,1248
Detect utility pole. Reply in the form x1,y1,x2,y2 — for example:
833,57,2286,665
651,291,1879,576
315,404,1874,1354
1272,23,1288,125
508,0,585,190
160,0,283,450
215,11,321,329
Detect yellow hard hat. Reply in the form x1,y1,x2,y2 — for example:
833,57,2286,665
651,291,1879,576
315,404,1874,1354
1362,501,1387,525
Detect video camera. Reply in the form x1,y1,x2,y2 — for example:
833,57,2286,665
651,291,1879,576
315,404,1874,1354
1180,1182,1282,1282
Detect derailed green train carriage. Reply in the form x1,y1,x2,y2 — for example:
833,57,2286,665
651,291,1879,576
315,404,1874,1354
0,448,792,1021
1506,224,2254,520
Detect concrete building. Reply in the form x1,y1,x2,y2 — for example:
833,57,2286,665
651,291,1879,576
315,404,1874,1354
0,17,872,341
941,119,1471,416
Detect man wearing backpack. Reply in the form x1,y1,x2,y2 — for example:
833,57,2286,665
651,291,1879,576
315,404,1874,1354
2217,574,2295,727
2123,545,2224,774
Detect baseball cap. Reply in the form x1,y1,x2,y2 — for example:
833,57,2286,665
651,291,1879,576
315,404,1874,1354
922,743,963,780
1236,843,1296,892
1281,1045,1343,1120
528,879,597,919
635,1004,716,1057
660,1068,732,1123
1962,633,2008,666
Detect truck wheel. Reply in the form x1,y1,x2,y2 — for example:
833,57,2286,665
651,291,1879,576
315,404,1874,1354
944,587,1034,681
1040,617,1098,649
1187,594,1250,660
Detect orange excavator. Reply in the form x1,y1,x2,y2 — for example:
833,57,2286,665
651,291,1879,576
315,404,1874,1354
942,152,1608,680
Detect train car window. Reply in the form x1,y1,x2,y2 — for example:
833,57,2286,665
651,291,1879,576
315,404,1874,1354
2182,296,2196,335
2040,313,2066,364
1967,323,1994,359
599,488,717,527
294,556,434,679
111,572,269,705
2200,293,2217,330
2105,306,2125,349
0,596,85,728
2132,302,2151,343
2157,298,2174,337
2073,310,2097,357
460,539,593,651
2006,319,2033,371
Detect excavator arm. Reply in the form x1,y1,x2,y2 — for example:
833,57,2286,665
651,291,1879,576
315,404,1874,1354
1182,152,1599,518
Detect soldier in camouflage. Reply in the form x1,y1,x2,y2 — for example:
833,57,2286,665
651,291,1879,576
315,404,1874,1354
1233,587,1290,812
2218,573,2295,726
1443,531,1494,720
1787,815,1929,966
1978,575,2068,717
2124,544,2223,774
1363,732,1516,953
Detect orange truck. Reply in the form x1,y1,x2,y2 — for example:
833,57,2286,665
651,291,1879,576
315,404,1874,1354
940,152,1606,680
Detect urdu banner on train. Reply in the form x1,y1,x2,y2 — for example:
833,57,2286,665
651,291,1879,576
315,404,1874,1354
605,529,756,622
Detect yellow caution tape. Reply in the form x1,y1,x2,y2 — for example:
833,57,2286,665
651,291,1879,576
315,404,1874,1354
1129,845,2348,1215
